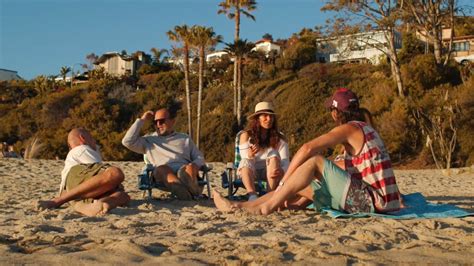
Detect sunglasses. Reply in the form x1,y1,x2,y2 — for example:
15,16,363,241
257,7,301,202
154,118,168,125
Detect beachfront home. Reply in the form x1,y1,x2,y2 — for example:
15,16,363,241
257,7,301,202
251,39,281,57
93,51,149,76
317,30,402,65
0,69,22,81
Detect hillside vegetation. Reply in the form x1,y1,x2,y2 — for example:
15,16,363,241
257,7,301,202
1,53,473,168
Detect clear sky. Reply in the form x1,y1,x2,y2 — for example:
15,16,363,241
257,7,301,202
0,0,332,80
1,0,472,80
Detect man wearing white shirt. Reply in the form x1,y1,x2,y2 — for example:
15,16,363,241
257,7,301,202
39,128,129,216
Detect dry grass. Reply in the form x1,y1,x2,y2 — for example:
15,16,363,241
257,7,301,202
23,137,45,159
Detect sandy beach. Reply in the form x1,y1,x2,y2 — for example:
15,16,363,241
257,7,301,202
0,158,472,264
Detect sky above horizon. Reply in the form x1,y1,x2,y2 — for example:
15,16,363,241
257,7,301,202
1,0,472,80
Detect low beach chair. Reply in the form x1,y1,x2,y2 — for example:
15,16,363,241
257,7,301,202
138,156,212,200
221,130,267,199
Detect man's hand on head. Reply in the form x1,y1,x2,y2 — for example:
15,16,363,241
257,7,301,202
141,111,154,121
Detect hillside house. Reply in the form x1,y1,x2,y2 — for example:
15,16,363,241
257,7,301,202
251,39,281,57
0,69,22,81
450,35,474,64
317,30,402,65
94,51,149,76
206,51,230,63
416,28,474,64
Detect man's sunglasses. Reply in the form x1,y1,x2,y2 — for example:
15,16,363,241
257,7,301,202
154,118,168,125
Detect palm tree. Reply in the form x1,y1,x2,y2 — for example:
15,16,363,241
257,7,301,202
224,39,255,126
218,0,257,115
59,66,71,84
33,75,50,96
150,47,169,66
190,25,223,148
167,25,194,137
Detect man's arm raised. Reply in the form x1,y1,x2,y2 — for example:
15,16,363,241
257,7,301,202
122,111,153,154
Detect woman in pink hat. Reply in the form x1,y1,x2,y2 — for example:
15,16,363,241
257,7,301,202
237,101,290,201
214,88,402,214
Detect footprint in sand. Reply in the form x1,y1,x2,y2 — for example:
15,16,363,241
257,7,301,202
144,242,169,256
33,224,65,233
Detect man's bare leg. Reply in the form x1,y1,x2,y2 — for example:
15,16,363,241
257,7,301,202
180,164,201,196
38,167,125,209
154,165,180,185
73,190,130,216
155,165,192,200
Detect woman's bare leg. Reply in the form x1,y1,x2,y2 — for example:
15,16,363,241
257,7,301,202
266,157,282,191
248,155,325,215
213,190,277,211
240,167,257,196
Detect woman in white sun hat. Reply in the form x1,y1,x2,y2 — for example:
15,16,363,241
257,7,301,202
237,101,290,201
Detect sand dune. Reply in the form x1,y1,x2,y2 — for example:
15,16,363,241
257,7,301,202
0,158,472,264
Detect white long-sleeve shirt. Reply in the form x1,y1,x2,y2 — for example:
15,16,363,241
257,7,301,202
239,139,290,171
122,119,205,171
59,145,102,194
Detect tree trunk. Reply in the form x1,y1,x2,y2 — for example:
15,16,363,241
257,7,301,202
196,47,205,148
432,25,443,65
233,61,238,116
443,0,455,66
184,44,193,138
387,29,405,98
237,56,243,127
233,6,241,116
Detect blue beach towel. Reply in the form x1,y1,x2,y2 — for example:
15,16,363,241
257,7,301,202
312,193,473,219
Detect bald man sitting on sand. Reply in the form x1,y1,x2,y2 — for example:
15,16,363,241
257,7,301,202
38,128,130,216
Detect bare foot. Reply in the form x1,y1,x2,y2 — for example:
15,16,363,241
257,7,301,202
73,200,110,216
37,200,59,210
212,190,235,212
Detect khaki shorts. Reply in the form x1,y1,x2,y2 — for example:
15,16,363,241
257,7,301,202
66,163,110,203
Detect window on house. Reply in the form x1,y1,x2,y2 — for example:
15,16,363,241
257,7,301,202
454,42,470,51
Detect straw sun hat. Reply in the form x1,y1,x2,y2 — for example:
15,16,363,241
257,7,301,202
247,101,277,120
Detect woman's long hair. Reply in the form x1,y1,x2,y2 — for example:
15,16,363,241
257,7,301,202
335,107,375,128
245,114,285,149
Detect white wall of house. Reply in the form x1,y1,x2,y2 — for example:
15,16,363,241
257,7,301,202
95,52,142,76
0,69,22,81
206,51,229,63
252,41,281,56
318,31,402,65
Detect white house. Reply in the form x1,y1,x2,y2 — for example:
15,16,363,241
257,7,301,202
317,30,402,65
93,51,149,76
0,69,22,81
54,76,72,83
206,51,229,63
251,39,281,57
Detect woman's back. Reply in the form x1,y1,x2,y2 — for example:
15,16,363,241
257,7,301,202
344,121,401,212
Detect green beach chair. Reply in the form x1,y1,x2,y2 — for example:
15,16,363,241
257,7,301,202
221,130,266,199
